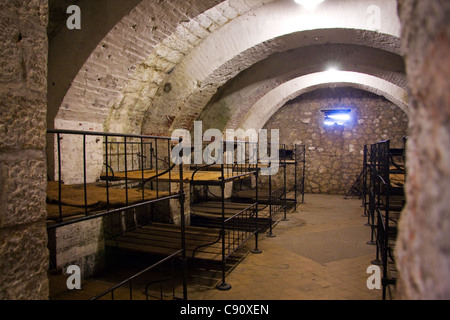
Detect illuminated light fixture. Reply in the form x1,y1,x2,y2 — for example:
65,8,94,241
324,66,340,79
322,109,352,126
294,0,325,11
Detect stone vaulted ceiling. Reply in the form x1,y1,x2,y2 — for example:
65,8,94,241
49,0,407,136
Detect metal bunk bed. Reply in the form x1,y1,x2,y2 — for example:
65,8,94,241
46,129,188,300
363,139,406,300
282,144,306,211
188,140,262,290
232,143,292,237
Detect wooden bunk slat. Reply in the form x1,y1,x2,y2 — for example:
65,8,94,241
46,181,173,220
107,223,227,261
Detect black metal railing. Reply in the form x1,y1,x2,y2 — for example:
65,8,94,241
363,139,405,300
47,129,180,228
103,140,153,174
46,129,188,300
283,144,306,211
223,202,259,257
91,250,183,300
187,140,261,291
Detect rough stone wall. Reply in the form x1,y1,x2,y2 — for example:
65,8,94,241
0,0,49,299
263,87,408,195
396,0,450,300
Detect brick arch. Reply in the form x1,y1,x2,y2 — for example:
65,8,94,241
197,42,406,132
54,0,275,132
237,71,408,131
55,0,402,137
137,0,402,136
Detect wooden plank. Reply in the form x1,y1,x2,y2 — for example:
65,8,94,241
121,232,221,250
111,234,222,255
108,235,223,261
108,239,222,261
127,228,221,246
140,223,222,237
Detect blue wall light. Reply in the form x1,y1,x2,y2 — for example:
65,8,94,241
322,109,352,126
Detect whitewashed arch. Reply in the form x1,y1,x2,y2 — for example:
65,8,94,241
238,71,408,131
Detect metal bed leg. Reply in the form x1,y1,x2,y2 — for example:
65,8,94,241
217,165,231,291
251,169,262,254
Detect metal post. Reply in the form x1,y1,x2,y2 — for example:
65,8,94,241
217,163,231,291
293,145,298,212
267,172,275,237
124,137,129,206
251,161,262,254
83,134,88,216
57,132,62,222
105,136,110,211
282,157,288,222
179,148,188,300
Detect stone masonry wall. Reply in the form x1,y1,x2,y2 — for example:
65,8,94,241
0,0,49,299
263,87,408,195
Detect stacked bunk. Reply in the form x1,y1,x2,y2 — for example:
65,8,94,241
233,144,306,236
46,130,269,297
283,144,306,210
363,138,406,300
187,140,263,290
47,129,188,300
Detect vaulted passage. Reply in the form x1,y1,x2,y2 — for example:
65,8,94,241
1,0,449,301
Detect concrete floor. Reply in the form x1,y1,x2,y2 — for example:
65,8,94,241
49,193,389,300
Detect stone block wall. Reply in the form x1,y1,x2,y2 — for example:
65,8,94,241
0,0,49,299
263,87,408,195
396,0,450,299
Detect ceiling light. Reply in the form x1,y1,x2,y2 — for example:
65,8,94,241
294,0,325,11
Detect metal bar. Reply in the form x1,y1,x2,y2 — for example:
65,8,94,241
124,137,128,206
57,132,62,223
47,193,182,230
168,139,171,194
283,155,288,221
129,280,133,300
254,160,260,252
47,128,176,141
223,203,258,223
294,145,298,210
268,170,274,237
105,136,110,211
155,139,159,198
179,148,188,300
91,249,183,300
222,170,258,182
83,134,88,216
141,138,145,201
221,162,226,285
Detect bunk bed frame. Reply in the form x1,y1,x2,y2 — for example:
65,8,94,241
46,129,188,300
363,138,406,300
231,143,306,237
188,140,262,290
282,144,306,210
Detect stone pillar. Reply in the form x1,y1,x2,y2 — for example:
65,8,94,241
396,0,450,299
0,0,49,299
